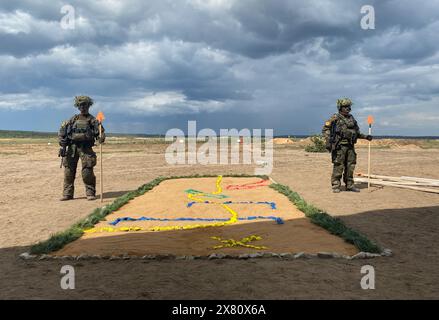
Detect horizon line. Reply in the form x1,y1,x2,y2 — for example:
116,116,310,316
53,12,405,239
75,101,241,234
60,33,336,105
0,129,438,139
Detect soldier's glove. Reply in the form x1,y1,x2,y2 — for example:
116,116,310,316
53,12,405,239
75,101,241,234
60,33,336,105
58,147,66,158
59,139,68,147
366,135,373,141
325,140,332,152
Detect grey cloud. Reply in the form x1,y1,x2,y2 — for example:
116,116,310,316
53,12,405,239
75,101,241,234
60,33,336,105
1,1,439,135
361,22,439,62
2,0,437,62
0,1,384,58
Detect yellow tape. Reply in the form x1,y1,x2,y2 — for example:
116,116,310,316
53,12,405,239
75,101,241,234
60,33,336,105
150,203,238,232
211,235,267,250
84,226,143,233
213,175,222,194
187,193,206,203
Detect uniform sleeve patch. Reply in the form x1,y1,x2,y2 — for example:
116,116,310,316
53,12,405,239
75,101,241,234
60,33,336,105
325,121,331,126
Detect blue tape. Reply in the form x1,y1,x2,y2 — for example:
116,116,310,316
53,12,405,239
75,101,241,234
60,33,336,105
109,215,284,226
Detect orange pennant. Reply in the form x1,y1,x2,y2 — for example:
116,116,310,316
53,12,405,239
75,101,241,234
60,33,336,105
367,115,374,125
96,111,105,123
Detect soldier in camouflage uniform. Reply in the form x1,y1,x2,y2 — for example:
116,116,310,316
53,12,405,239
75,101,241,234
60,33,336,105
322,98,372,193
58,96,105,201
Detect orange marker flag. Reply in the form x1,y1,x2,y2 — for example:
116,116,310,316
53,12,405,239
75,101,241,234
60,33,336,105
96,111,105,202
96,111,105,123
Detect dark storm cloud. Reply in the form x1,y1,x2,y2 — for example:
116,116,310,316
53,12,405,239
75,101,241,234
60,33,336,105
0,32,55,57
1,0,439,135
2,0,438,60
0,0,375,58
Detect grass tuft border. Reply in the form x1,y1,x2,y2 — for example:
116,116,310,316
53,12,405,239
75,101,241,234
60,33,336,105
30,174,380,254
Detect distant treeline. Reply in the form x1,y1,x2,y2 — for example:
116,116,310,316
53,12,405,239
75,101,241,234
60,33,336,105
0,130,57,138
278,135,439,140
0,130,437,140
0,130,165,139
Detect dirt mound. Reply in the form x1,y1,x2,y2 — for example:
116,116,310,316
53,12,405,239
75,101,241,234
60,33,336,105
274,137,424,149
273,138,313,146
356,139,421,149
273,138,294,144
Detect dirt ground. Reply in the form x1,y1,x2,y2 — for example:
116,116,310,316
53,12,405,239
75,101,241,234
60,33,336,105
1,140,438,299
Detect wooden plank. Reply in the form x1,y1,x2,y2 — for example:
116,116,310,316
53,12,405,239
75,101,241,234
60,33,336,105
354,178,439,194
400,176,439,184
357,173,407,181
357,173,439,186
355,178,438,187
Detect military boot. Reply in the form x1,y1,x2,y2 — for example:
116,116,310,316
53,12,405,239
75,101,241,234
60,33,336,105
332,188,341,193
87,195,97,201
60,195,73,201
346,186,360,192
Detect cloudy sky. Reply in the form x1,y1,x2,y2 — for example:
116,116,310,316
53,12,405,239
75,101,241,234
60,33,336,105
1,0,438,135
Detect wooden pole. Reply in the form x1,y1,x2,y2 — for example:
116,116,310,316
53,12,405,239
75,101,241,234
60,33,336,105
99,123,103,203
367,123,372,190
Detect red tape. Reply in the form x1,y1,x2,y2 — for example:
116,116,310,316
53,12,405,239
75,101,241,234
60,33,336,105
225,179,270,190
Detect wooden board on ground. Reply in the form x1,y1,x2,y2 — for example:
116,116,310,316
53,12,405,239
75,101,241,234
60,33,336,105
55,177,358,257
356,173,439,194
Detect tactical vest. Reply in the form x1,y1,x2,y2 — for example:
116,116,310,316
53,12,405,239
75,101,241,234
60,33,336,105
70,117,94,143
335,114,358,145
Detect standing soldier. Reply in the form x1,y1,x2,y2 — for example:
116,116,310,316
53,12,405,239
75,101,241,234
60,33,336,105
322,98,372,193
58,96,105,201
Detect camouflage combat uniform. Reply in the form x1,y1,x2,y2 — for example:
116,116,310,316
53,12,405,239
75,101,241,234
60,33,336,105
322,101,369,191
59,112,105,199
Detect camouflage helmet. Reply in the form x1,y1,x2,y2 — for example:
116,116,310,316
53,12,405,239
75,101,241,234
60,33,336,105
74,95,94,108
336,98,353,110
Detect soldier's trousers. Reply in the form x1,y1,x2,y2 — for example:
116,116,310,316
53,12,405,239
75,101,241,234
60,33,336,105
331,144,357,189
62,144,97,197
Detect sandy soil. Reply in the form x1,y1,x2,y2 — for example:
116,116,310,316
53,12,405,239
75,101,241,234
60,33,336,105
55,177,356,257
1,141,438,299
